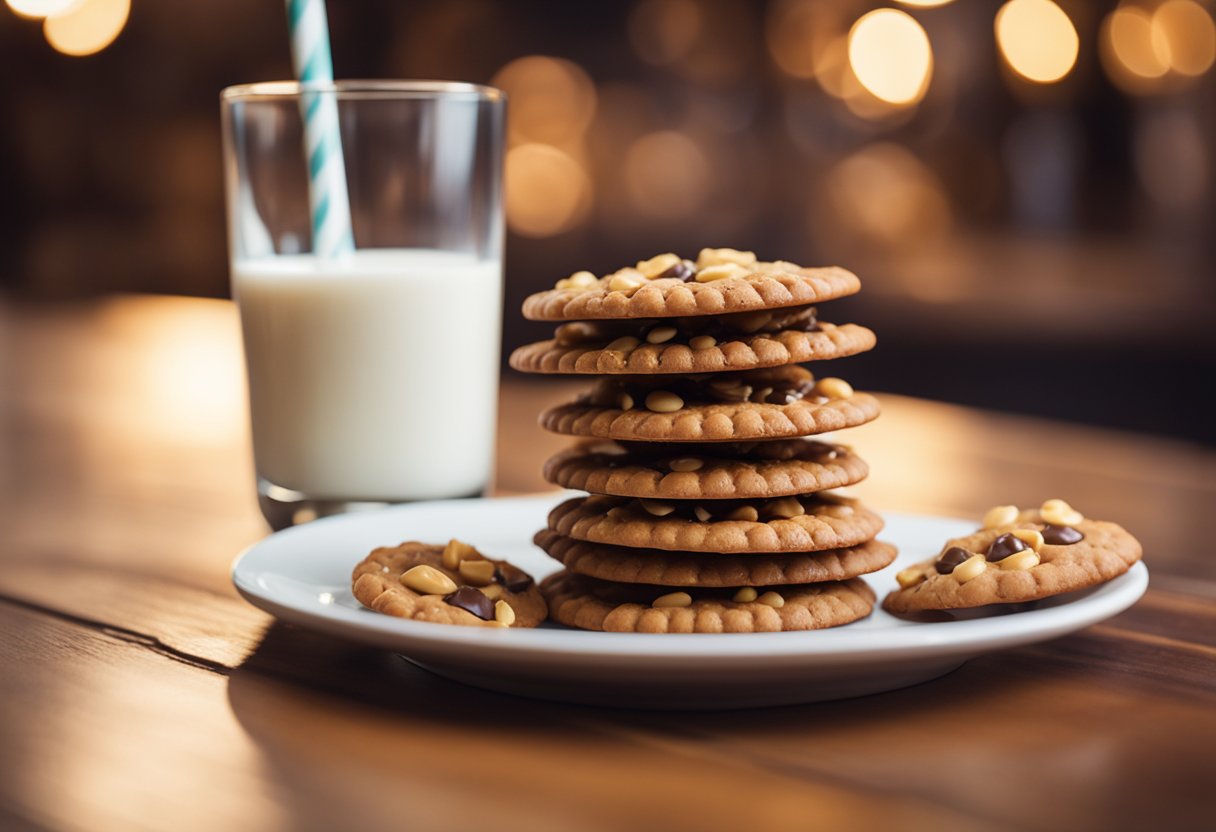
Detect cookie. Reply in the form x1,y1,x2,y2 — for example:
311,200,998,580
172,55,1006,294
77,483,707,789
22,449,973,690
540,570,876,633
883,501,1142,614
542,439,869,499
524,264,860,321
535,529,896,587
352,540,547,627
540,365,880,442
548,494,884,554
508,321,876,375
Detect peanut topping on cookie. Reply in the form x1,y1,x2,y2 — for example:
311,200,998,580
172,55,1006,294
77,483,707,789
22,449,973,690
998,549,1040,571
756,591,785,608
554,270,599,291
494,599,516,627
653,591,692,608
635,253,682,279
696,247,757,270
982,504,1019,529
695,263,749,282
458,558,497,586
442,538,478,570
401,564,459,595
896,567,928,588
813,377,854,400
667,457,704,472
645,390,684,412
607,269,645,295
952,555,988,584
733,587,759,602
1012,528,1045,552
1041,498,1084,526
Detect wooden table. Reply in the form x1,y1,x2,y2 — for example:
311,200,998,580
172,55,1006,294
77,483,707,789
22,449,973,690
1,294,1213,832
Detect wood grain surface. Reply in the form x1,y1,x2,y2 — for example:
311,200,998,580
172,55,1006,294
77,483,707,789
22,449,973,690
0,295,1213,832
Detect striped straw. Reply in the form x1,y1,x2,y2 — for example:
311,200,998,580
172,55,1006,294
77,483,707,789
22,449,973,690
285,0,354,257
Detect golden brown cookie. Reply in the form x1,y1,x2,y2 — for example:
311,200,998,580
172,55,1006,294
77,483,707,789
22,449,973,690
548,494,883,553
543,439,869,499
352,540,547,627
883,516,1142,615
535,529,896,587
540,366,880,442
523,266,860,321
540,570,876,633
509,322,876,375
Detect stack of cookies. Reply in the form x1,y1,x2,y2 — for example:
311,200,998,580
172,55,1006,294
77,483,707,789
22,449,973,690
510,248,895,633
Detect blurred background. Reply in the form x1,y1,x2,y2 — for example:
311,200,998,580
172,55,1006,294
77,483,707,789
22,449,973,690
0,0,1213,442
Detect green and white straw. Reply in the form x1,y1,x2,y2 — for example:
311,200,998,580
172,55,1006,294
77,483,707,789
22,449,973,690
285,0,354,257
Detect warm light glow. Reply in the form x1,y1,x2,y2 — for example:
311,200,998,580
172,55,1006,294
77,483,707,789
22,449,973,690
824,143,951,247
995,0,1079,84
767,0,838,80
6,0,81,17
43,0,129,57
623,131,709,221
504,143,591,238
1103,6,1170,81
1151,0,1216,77
628,0,702,66
491,56,597,147
847,10,933,105
895,1,956,7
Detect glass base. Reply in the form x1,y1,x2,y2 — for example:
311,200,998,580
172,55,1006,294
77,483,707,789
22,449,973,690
256,477,485,531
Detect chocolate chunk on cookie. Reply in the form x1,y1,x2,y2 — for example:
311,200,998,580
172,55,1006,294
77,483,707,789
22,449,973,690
535,529,896,587
542,438,869,499
540,570,876,633
352,540,547,627
884,500,1142,614
548,493,883,553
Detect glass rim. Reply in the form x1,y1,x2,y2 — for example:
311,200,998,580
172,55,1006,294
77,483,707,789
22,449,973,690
221,79,505,103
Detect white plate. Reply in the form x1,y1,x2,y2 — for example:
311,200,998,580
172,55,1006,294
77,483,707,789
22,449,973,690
232,493,1148,709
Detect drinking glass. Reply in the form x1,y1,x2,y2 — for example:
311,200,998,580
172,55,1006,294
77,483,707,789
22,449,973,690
221,81,505,529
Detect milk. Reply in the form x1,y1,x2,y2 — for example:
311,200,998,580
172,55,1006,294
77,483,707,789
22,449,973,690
233,249,502,501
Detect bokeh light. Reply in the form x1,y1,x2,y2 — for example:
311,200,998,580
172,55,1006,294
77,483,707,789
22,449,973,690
491,55,597,147
895,1,956,7
504,143,591,238
1102,5,1170,86
823,143,952,248
628,0,702,67
623,131,710,221
42,0,129,56
847,9,933,106
1152,0,1216,77
995,0,1078,84
6,0,80,17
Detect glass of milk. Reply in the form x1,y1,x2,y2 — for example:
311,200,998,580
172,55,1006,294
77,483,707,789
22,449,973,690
221,81,505,529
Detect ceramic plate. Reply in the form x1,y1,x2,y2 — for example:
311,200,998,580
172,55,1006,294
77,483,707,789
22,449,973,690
231,493,1148,709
